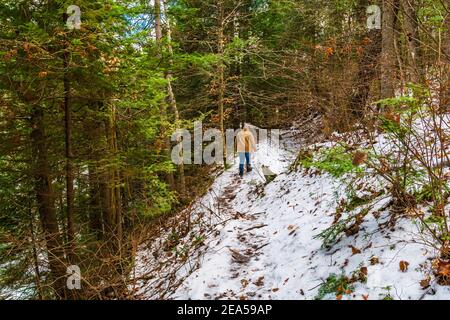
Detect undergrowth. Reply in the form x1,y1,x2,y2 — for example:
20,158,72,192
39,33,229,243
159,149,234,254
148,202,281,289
294,145,362,178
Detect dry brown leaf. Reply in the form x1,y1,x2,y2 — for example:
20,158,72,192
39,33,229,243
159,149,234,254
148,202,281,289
399,260,410,272
254,276,264,287
350,245,361,255
370,256,379,265
360,266,368,276
353,151,368,166
419,278,431,289
434,259,450,285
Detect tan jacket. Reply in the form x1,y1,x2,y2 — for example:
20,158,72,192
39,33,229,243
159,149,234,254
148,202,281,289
237,129,256,153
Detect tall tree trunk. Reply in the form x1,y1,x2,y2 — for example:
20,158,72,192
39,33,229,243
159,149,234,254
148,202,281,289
349,0,382,117
163,0,186,195
155,0,175,189
350,30,383,117
86,112,104,239
29,205,43,300
381,0,400,98
103,105,122,250
439,12,449,113
217,0,227,163
88,164,103,238
400,0,422,82
63,36,75,258
30,107,68,299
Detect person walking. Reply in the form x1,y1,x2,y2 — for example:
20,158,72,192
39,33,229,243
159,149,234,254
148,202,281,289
236,124,256,177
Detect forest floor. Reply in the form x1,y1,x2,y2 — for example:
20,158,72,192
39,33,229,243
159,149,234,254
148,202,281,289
134,120,450,300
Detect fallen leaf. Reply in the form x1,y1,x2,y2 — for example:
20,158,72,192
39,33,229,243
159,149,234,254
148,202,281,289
362,294,369,300
356,266,368,282
419,278,430,289
350,245,361,255
433,259,450,285
360,267,368,276
370,256,379,265
353,151,368,166
399,260,410,272
336,294,343,300
254,276,264,287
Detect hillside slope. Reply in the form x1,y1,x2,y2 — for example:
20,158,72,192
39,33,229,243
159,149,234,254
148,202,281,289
135,125,450,300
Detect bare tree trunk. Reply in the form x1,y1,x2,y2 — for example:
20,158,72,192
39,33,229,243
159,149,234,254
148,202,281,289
217,0,227,163
163,0,186,195
381,0,400,98
63,38,75,259
86,112,104,239
29,205,43,300
103,105,122,250
439,13,449,113
88,164,103,238
400,0,422,82
394,31,406,94
30,107,68,299
155,0,175,189
349,30,383,117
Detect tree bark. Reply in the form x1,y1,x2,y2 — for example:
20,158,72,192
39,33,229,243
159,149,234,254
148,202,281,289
86,112,104,239
381,0,400,98
350,30,383,117
217,0,227,163
103,105,122,250
30,107,68,299
163,0,186,195
155,0,175,189
29,205,43,300
63,34,75,258
400,0,422,82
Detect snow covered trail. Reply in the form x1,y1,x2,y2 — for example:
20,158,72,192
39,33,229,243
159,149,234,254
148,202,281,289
136,125,450,300
172,129,302,299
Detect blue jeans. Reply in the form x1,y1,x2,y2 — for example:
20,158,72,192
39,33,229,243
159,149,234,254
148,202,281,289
239,152,251,176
